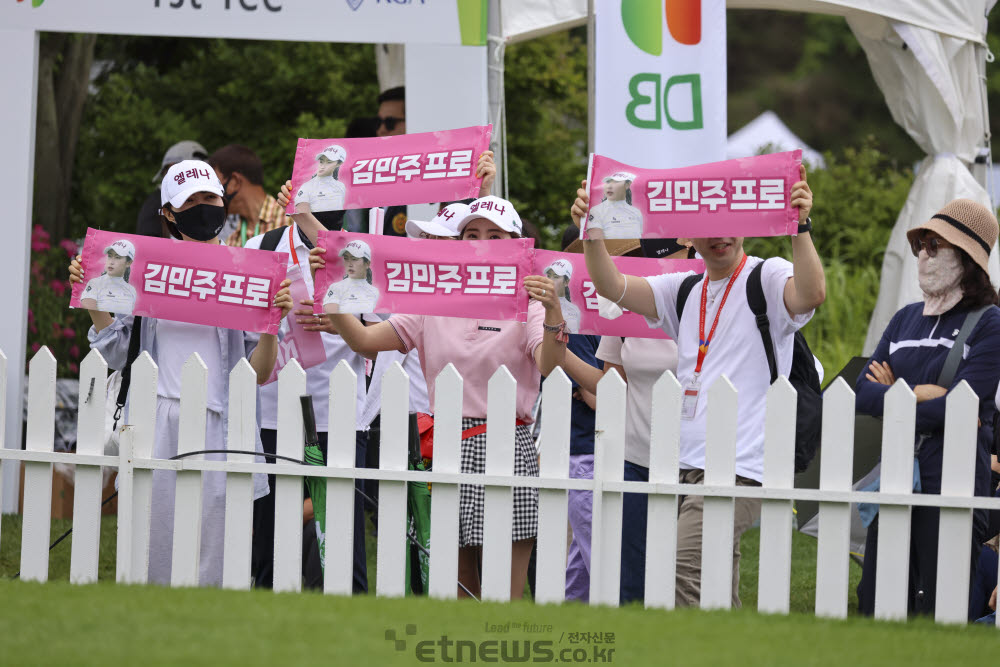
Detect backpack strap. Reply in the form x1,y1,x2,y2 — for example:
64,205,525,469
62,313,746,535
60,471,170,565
113,316,143,429
675,273,704,322
258,226,287,253
746,260,779,384
937,305,993,388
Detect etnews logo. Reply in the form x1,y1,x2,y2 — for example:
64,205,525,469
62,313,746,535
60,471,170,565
384,625,616,663
16,0,45,7
620,0,705,131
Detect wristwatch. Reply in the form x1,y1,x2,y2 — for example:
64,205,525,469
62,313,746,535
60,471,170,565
797,216,812,235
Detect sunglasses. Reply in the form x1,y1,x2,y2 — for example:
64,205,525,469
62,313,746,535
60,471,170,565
377,116,404,132
910,235,949,258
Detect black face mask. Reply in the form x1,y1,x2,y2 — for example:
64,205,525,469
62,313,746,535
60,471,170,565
171,204,227,241
221,177,238,208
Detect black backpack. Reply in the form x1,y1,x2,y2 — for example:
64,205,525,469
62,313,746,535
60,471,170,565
676,259,823,473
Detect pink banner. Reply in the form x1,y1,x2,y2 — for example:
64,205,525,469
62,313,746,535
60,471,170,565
70,229,288,335
313,231,533,322
287,125,492,216
535,251,704,339
264,264,327,384
582,150,802,240
312,231,703,338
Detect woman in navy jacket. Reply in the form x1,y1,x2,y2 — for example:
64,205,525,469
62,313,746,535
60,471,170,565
856,199,1000,618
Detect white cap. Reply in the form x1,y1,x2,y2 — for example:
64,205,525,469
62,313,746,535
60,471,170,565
405,202,468,238
317,145,347,163
456,196,523,236
603,171,637,183
545,259,573,280
152,140,207,183
339,239,372,262
160,160,225,209
104,239,136,260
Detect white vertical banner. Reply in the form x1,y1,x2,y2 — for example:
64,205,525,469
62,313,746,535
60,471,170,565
594,0,726,168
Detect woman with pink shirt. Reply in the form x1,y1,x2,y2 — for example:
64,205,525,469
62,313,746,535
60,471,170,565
311,195,568,599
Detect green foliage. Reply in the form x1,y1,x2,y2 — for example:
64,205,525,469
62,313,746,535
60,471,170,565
744,139,913,379
504,29,588,249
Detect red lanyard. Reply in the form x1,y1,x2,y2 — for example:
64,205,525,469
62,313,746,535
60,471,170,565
287,225,299,265
695,253,748,375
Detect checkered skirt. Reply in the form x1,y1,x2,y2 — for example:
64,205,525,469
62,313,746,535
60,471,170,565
459,418,539,547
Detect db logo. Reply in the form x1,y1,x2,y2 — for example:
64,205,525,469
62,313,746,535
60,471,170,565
621,0,704,131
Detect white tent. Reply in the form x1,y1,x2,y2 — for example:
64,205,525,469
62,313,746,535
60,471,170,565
726,111,826,167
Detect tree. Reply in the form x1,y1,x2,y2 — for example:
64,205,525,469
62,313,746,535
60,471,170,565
34,33,97,241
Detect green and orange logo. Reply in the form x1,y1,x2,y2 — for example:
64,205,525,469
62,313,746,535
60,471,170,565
623,0,701,55
16,0,45,6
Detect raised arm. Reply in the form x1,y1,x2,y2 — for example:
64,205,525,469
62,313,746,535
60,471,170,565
327,314,405,360
783,165,826,316
570,182,657,319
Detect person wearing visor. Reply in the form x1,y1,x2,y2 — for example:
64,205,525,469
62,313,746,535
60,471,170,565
310,195,568,600
68,159,293,587
405,202,468,240
294,145,348,231
544,259,582,334
322,239,380,314
856,199,1000,618
80,239,138,316
585,171,644,240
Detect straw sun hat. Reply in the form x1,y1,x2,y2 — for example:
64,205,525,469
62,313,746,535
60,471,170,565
906,199,999,274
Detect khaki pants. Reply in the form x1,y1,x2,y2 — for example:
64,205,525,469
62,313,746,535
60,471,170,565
675,468,762,608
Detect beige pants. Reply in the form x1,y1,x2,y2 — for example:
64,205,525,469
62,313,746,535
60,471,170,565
675,468,762,608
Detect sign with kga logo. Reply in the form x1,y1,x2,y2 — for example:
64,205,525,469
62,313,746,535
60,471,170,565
595,0,726,169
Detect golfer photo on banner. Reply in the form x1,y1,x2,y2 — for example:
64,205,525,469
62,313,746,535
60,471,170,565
322,239,380,314
581,150,802,240
80,238,139,316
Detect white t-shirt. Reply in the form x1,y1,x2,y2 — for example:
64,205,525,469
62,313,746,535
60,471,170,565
596,336,679,468
245,225,367,431
324,278,380,314
155,319,227,413
560,298,582,334
82,274,137,315
587,199,644,239
643,256,812,482
296,175,346,213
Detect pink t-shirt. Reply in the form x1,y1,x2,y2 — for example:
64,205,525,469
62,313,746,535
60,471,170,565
389,301,546,421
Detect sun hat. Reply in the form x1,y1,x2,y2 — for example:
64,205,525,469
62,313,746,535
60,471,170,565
339,239,372,262
906,199,998,274
104,239,136,261
160,160,225,209
456,196,523,236
318,145,347,163
152,140,208,183
564,237,641,256
405,203,468,238
603,171,637,183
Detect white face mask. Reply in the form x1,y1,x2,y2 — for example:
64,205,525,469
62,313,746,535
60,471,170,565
918,246,964,315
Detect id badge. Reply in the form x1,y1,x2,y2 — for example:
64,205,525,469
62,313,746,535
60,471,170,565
680,375,701,421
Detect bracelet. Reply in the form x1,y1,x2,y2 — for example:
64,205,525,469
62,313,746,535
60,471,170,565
797,216,812,235
542,321,569,343
614,278,628,305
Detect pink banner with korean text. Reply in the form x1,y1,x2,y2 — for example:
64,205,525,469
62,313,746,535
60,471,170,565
287,125,492,223
582,150,802,240
313,230,533,322
536,251,704,339
70,229,289,335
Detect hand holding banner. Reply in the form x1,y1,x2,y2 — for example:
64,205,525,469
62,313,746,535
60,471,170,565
287,125,493,225
70,229,289,335
582,150,802,240
264,263,327,384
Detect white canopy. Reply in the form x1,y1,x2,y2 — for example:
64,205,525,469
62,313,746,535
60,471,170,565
727,111,826,167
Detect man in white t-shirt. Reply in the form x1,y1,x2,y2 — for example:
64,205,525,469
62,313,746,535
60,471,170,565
570,165,825,607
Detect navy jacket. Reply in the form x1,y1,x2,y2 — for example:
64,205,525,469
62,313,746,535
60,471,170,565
855,302,1000,496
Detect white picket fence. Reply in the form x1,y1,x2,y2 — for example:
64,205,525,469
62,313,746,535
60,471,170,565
2,345,1000,626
